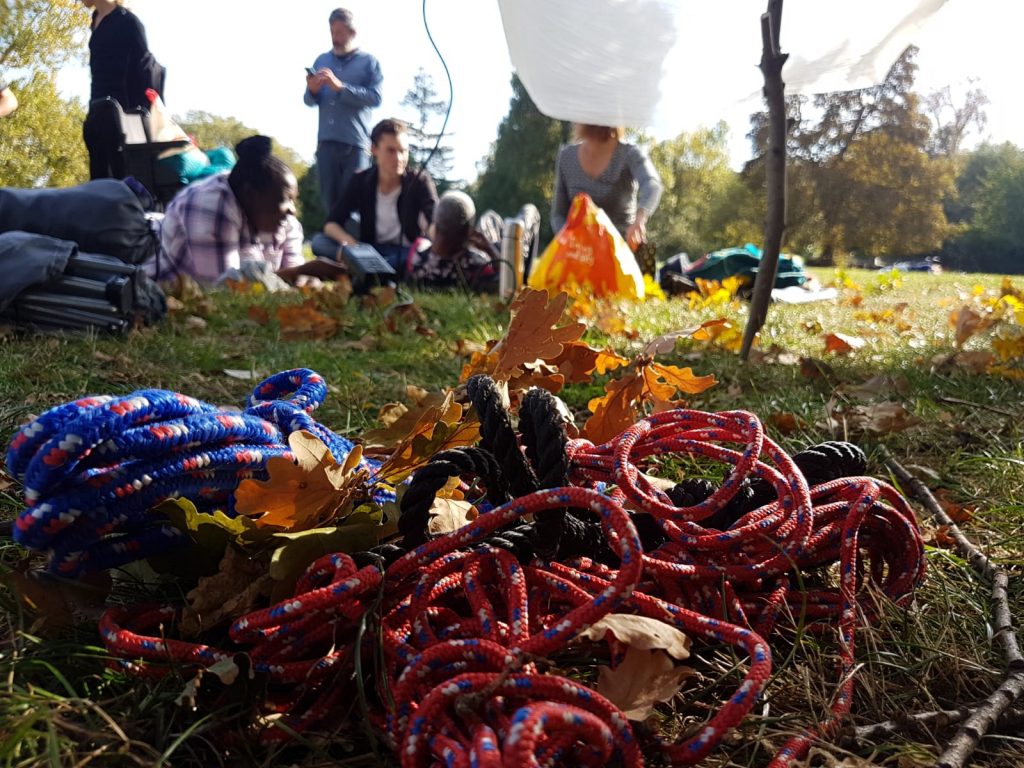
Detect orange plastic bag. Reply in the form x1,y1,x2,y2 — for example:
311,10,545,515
528,193,645,300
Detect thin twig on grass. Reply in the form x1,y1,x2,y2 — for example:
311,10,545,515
883,450,1024,768
843,706,1024,748
936,395,1017,419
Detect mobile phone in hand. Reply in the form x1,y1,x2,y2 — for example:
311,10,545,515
305,67,318,77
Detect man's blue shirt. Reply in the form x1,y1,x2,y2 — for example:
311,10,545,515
304,49,383,149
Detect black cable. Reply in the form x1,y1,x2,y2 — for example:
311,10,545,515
416,0,454,181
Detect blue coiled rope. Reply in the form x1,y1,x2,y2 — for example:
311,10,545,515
6,369,384,576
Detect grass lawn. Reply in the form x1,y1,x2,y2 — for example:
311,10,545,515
1,268,1022,766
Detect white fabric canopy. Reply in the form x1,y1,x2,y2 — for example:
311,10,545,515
498,0,953,134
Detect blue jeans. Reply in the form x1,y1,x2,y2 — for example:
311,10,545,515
316,141,369,214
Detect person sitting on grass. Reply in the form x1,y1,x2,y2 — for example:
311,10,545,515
157,135,346,286
313,117,437,277
408,190,498,291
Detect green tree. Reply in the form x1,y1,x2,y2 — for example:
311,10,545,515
0,0,90,187
648,122,760,257
175,111,308,176
973,151,1024,246
471,75,568,245
746,46,952,262
297,162,327,237
400,68,455,189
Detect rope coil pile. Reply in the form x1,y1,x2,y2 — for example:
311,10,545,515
6,370,927,766
5,369,378,575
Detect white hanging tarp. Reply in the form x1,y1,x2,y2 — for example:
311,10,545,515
497,0,952,132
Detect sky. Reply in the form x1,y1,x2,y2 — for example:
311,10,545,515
56,0,1023,183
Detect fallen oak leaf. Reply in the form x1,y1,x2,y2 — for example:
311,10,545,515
824,332,866,355
595,646,696,721
643,318,729,356
360,390,451,453
577,614,691,660
376,392,481,483
950,305,990,348
491,288,585,379
247,305,270,325
849,401,922,434
234,431,368,530
180,546,272,638
427,498,479,536
583,374,647,446
547,341,629,384
276,301,338,341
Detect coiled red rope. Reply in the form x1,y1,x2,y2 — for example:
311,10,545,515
98,407,925,766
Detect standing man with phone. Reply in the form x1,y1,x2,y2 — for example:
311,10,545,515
304,8,383,215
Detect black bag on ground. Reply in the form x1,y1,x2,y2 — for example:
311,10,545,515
0,179,158,265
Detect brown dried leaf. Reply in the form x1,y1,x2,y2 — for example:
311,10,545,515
276,301,338,341
644,319,729,356
2,566,110,634
595,646,695,721
933,489,976,524
768,412,802,434
843,374,910,400
180,547,272,638
583,374,646,445
578,614,691,660
850,402,922,434
823,332,866,355
491,289,585,379
340,333,377,352
377,392,481,483
547,341,629,384
951,305,989,347
427,498,479,536
361,391,450,452
952,350,995,374
800,356,839,384
247,305,270,325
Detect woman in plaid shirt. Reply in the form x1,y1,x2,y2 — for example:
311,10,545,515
160,136,342,286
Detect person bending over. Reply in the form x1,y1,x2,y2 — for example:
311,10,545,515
551,123,662,251
158,135,343,286
315,118,437,276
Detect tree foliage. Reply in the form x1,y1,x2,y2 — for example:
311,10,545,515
0,0,90,188
647,123,761,258
400,68,455,189
746,46,952,262
175,111,308,177
471,75,568,244
0,73,89,188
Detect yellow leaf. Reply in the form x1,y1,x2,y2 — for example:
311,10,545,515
234,431,367,530
276,301,338,341
583,373,647,445
647,362,718,397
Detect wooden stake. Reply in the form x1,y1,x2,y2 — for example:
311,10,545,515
741,0,788,360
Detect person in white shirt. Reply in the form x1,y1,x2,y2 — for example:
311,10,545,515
315,118,437,277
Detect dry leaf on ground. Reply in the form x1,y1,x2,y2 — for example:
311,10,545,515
951,305,990,347
823,332,866,355
578,614,691,660
247,305,270,325
180,546,272,638
234,431,367,530
276,301,338,341
427,498,478,536
848,402,922,434
376,392,481,483
361,389,451,453
596,646,695,721
491,289,585,379
644,319,730,356
842,374,910,400
768,412,803,434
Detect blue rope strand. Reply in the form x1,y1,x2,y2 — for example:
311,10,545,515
7,369,387,575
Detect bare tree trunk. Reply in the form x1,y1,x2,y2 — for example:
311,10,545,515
741,0,788,360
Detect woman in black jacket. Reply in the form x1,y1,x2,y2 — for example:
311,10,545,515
81,0,162,179
317,118,438,277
